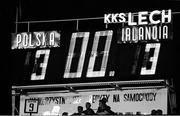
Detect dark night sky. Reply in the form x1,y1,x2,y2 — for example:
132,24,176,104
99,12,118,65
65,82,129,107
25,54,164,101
1,0,180,114
2,0,180,21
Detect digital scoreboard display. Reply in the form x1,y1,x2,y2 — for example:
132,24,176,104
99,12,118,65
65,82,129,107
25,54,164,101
11,10,174,86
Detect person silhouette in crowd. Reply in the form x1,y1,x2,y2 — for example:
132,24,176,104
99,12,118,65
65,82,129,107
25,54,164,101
83,102,95,115
156,109,163,115
151,109,157,115
136,111,141,115
151,109,163,115
72,106,85,115
96,98,116,115
62,112,68,116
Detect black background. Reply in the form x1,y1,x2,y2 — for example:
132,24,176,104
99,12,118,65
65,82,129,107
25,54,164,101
1,0,180,114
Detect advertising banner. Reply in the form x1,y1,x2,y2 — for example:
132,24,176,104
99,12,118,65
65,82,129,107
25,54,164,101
19,87,167,115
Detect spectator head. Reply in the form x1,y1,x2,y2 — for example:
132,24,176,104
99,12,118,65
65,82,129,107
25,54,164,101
62,112,68,116
98,99,105,108
136,111,141,115
85,102,91,109
156,109,163,115
99,98,107,105
125,112,133,115
101,98,107,103
151,109,156,115
118,112,123,115
77,106,83,113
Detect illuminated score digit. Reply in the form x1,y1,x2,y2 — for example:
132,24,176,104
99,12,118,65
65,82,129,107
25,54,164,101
140,43,161,75
64,30,113,78
31,49,50,80
64,32,90,78
87,30,113,77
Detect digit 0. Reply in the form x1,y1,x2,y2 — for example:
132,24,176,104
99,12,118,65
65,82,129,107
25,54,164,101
64,32,90,78
87,30,113,77
63,30,113,78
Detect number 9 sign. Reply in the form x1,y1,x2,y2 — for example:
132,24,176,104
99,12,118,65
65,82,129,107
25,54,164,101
24,99,39,114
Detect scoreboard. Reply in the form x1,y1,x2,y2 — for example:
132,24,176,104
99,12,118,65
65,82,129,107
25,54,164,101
11,10,174,86
11,9,177,116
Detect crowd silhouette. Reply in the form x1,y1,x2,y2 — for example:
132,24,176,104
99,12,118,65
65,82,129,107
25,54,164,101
61,98,163,116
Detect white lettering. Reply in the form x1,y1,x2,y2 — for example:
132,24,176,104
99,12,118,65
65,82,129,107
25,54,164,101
49,32,55,46
22,33,29,47
118,13,126,22
149,10,161,24
138,27,144,40
152,26,157,40
138,11,148,25
125,28,131,41
35,32,42,46
162,9,171,23
128,12,137,25
104,14,111,23
111,14,118,23
16,34,22,47
163,25,168,39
